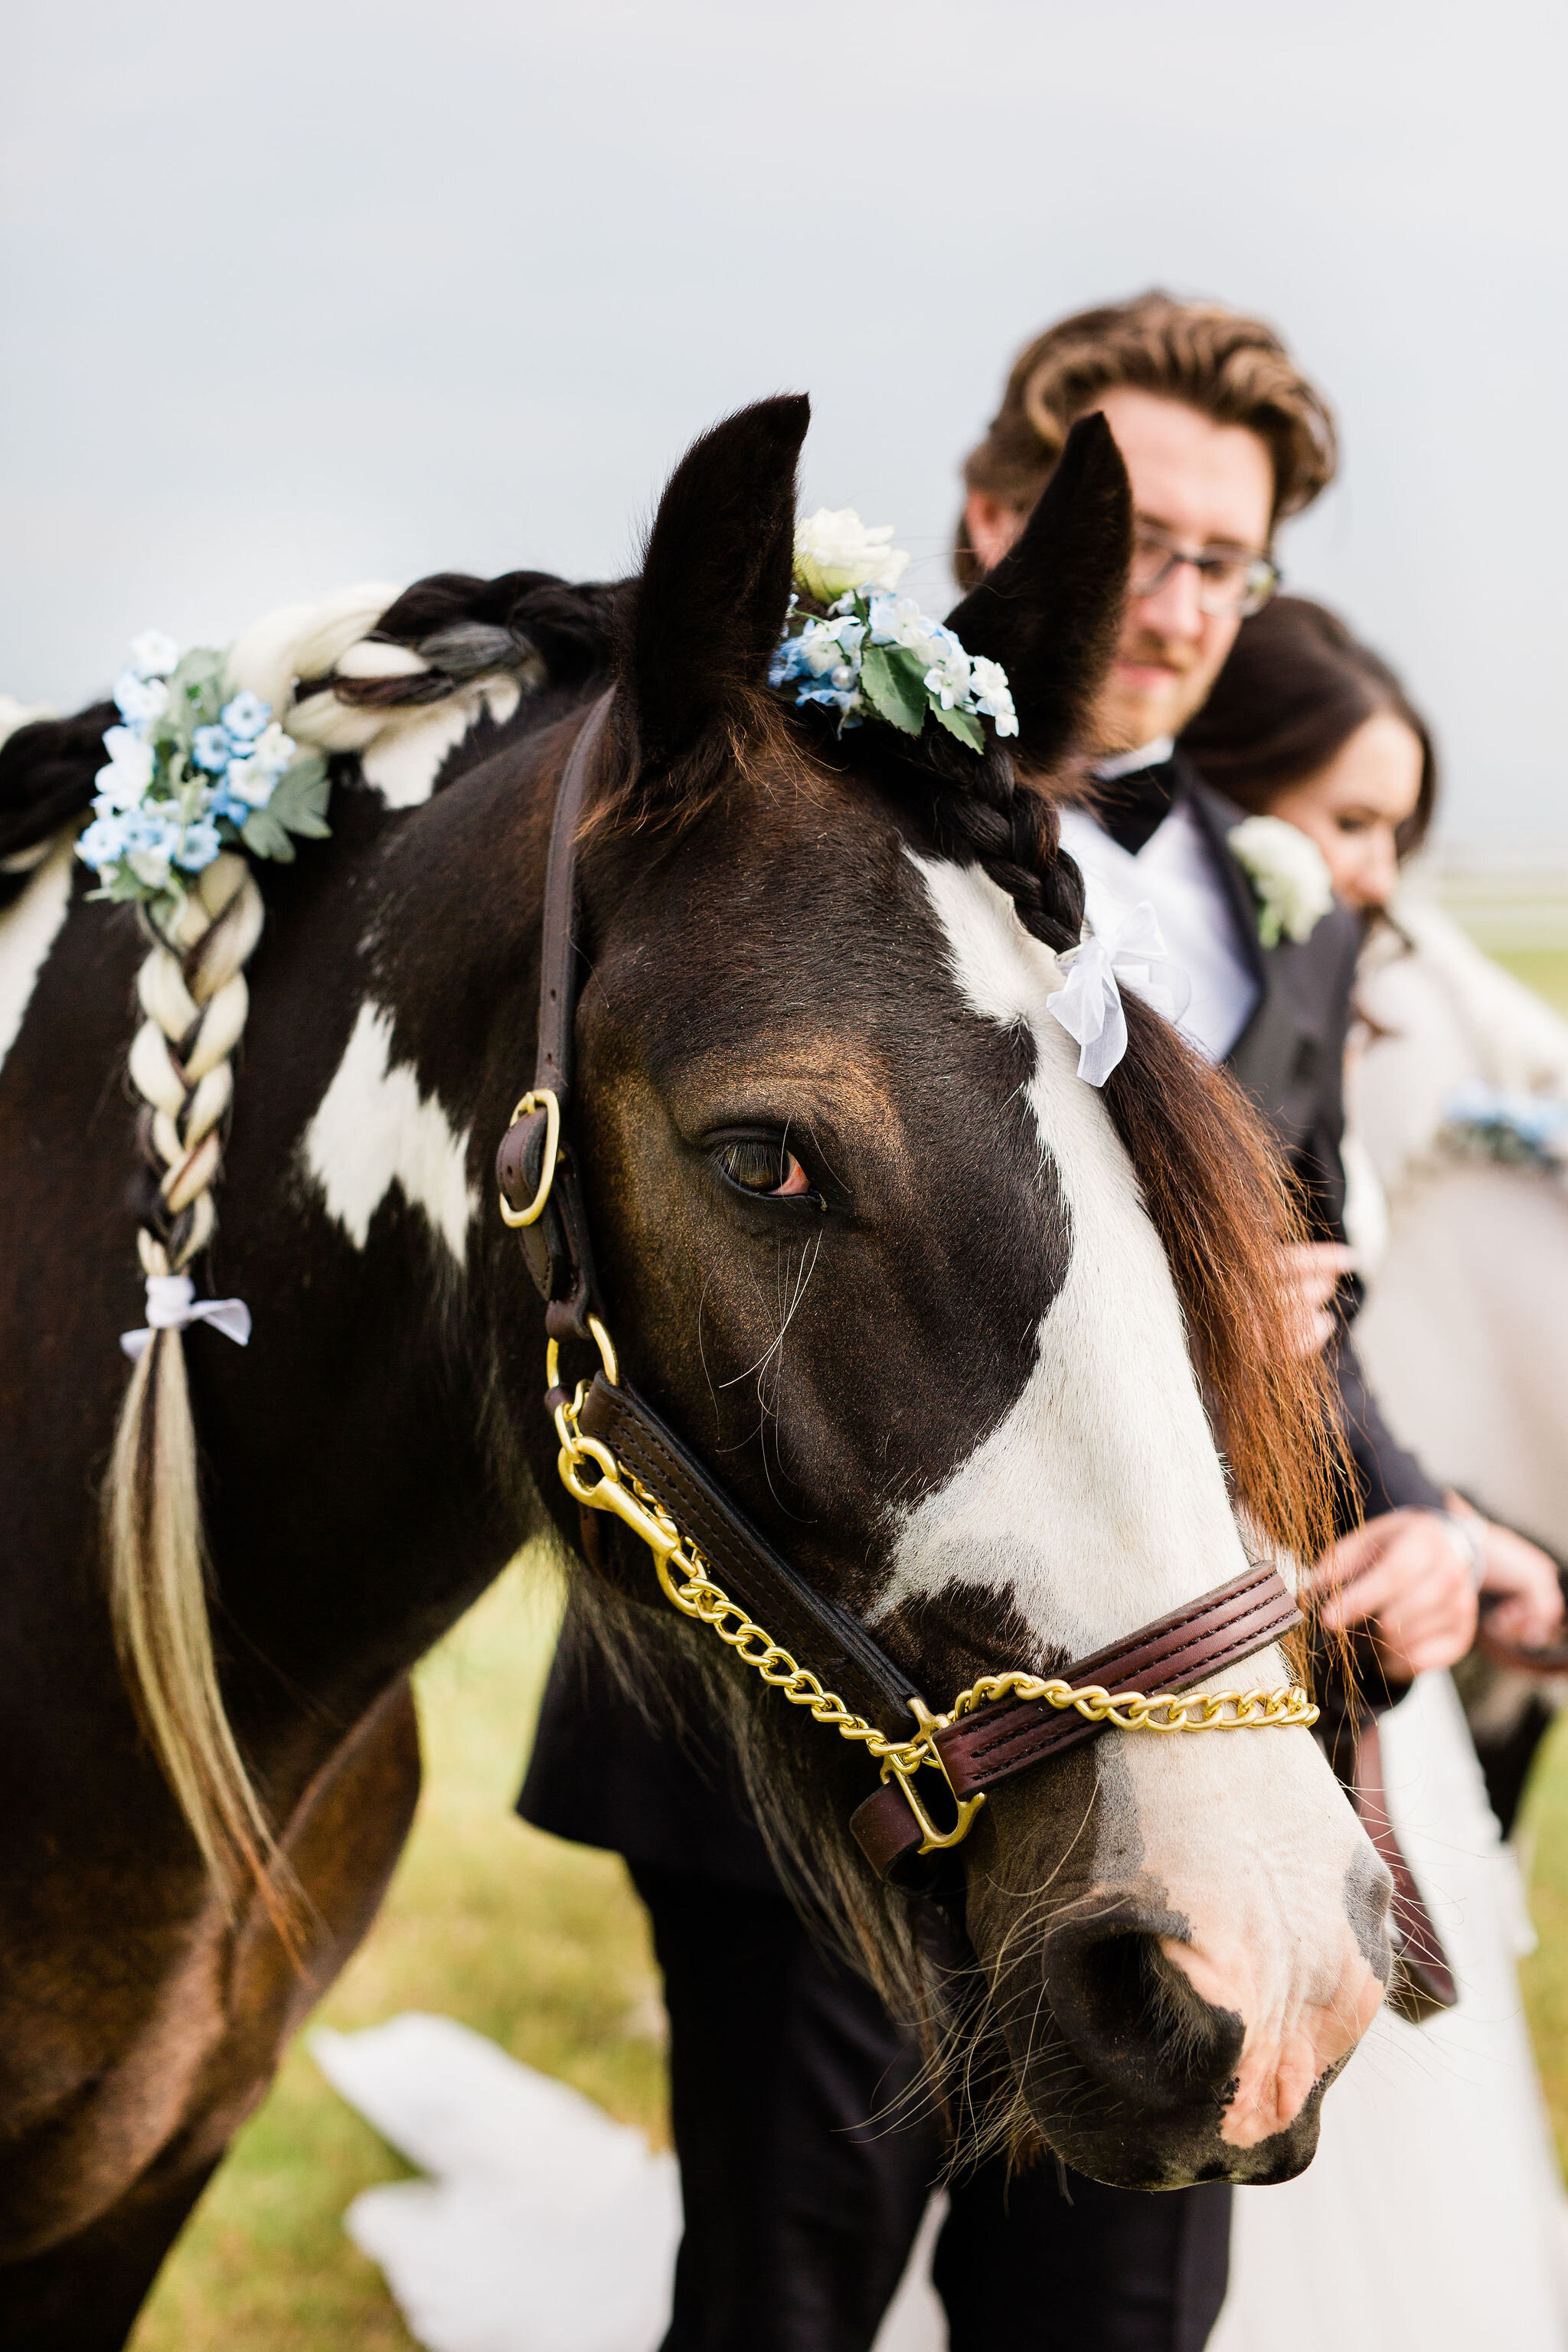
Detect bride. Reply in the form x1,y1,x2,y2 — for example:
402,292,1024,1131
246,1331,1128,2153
1180,596,1568,2347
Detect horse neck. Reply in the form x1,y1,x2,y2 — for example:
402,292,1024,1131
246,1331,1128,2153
200,728,568,1738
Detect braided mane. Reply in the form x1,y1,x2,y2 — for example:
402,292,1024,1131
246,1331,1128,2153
1,569,616,1925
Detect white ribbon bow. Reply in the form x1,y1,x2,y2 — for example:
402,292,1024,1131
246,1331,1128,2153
1046,903,1192,1086
121,1272,253,1362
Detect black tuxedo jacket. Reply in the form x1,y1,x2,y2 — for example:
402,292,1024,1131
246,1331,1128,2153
519,761,1441,1882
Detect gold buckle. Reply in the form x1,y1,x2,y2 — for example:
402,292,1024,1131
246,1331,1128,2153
498,1088,560,1227
882,1699,986,1854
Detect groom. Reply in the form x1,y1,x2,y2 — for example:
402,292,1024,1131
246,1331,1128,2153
521,292,1563,2351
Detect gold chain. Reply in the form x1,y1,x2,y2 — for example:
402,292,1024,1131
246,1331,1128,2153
547,1354,1317,1859
553,1380,930,1772
947,1670,1317,1734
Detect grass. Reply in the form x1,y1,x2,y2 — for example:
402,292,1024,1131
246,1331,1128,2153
131,1557,668,2352
132,938,1568,2344
1491,946,1568,1017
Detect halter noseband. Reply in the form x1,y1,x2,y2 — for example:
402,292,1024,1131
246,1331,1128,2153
496,693,1315,1883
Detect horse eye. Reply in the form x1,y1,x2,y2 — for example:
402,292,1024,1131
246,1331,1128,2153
715,1141,815,1200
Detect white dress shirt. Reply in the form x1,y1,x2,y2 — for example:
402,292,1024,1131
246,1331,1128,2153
1058,747,1260,1067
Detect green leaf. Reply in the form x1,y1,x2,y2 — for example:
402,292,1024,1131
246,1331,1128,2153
241,809,296,862
860,644,926,736
931,702,985,755
167,645,226,729
266,753,332,841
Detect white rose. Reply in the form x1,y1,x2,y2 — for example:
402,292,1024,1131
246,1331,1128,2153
794,508,910,602
1227,815,1334,946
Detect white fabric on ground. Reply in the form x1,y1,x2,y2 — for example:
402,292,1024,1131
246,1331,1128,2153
1211,1669,1568,2348
312,2011,946,2352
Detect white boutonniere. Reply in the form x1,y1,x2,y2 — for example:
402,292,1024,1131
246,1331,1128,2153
1227,815,1334,947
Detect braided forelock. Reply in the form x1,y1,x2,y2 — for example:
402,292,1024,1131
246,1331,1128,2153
903,744,1086,959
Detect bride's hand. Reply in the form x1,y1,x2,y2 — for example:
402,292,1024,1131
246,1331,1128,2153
1305,1508,1478,1678
1279,1242,1357,1358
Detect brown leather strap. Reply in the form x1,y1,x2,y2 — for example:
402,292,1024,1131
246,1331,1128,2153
580,1375,923,1736
1352,1713,1458,2018
535,691,614,1102
497,692,616,1336
851,1563,1302,1879
498,693,925,1741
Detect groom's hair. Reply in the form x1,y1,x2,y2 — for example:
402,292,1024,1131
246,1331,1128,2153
955,291,1338,588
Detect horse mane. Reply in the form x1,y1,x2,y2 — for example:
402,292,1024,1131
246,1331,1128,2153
0,569,621,875
0,701,116,900
2,570,618,1930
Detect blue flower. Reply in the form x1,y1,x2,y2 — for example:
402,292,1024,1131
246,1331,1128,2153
116,806,183,890
207,789,251,828
220,691,270,743
77,812,131,873
769,636,813,690
1444,1081,1568,1161
175,816,223,871
192,724,234,773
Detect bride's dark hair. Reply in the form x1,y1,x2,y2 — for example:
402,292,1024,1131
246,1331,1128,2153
1179,595,1438,857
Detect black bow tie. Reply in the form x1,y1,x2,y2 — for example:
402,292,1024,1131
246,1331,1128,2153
1096,761,1178,858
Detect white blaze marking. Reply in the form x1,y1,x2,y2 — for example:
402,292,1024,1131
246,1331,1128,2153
301,1001,477,1261
885,858,1380,2134
0,833,75,1080
361,678,523,809
879,854,1251,1658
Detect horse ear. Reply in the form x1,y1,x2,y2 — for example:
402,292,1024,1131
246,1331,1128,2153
946,412,1132,773
625,394,810,769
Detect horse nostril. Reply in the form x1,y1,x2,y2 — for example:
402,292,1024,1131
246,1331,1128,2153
1044,1910,1245,2115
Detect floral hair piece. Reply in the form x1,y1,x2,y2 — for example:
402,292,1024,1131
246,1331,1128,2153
75,633,331,918
770,509,1017,755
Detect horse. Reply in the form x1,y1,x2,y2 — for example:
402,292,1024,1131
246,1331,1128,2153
0,394,1392,2346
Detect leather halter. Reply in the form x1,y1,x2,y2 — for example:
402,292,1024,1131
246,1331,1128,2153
497,693,1311,1882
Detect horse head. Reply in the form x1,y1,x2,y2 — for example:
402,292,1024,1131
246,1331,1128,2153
500,394,1392,2189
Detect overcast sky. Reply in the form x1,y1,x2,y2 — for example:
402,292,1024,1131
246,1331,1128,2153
5,0,1566,851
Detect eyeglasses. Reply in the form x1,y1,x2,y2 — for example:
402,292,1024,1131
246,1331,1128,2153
1129,522,1280,618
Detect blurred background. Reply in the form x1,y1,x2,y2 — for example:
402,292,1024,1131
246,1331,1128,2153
8,3,1568,2343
